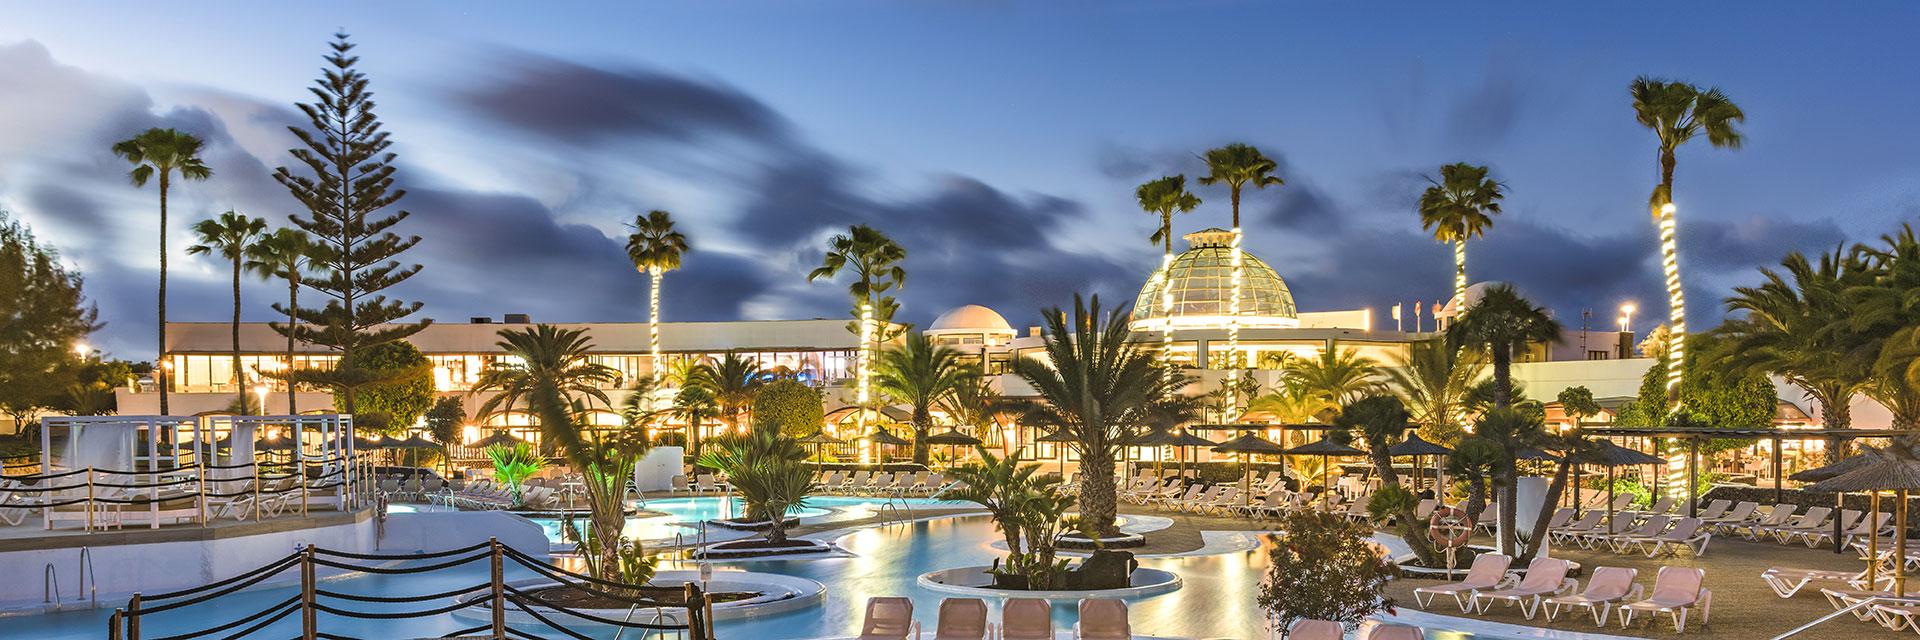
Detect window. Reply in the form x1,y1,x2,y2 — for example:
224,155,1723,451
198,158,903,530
1587,350,1611,361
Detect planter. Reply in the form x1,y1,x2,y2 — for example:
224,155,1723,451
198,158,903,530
705,517,801,531
1057,533,1146,550
691,538,836,560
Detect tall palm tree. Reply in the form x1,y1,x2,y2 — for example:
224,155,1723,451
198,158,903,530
1382,336,1485,446
112,128,213,415
1135,175,1202,365
1446,284,1561,410
671,384,720,455
1631,77,1746,394
1715,248,1872,461
808,224,907,433
1198,143,1284,371
938,374,1009,445
693,353,767,434
1282,346,1383,412
1844,224,1920,430
187,212,267,414
625,210,688,403
1012,295,1173,537
468,324,629,578
874,331,972,464
1417,163,1505,306
246,228,314,414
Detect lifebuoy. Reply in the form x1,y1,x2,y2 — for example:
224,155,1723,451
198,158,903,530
1428,506,1473,549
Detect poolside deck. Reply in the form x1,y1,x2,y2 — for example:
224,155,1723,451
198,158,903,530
1118,505,1874,639
0,507,371,552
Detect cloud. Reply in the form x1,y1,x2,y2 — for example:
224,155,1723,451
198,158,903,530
1681,216,1848,270
447,50,794,148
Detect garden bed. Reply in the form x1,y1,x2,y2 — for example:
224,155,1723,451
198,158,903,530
515,584,761,609
691,538,835,559
1056,532,1146,549
705,516,801,531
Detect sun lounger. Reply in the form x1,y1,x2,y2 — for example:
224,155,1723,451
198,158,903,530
1235,489,1287,518
1599,515,1672,552
1286,619,1342,640
1362,623,1424,640
1701,501,1758,533
1646,497,1676,515
1413,552,1512,612
1549,511,1604,545
1820,586,1920,617
1343,494,1373,523
1201,487,1241,514
1619,566,1711,632
1623,517,1712,557
932,598,987,640
1414,499,1438,520
1178,485,1224,513
857,597,916,640
1472,557,1576,618
1804,511,1892,549
1694,499,1731,521
1545,566,1642,626
1159,484,1205,509
1761,567,1879,598
1000,598,1052,640
1072,599,1129,640
1730,504,1800,540
1870,601,1920,632
1761,506,1835,544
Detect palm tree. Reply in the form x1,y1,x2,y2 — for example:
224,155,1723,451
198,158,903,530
1715,248,1873,461
112,128,212,415
1382,336,1485,446
1417,163,1505,306
1282,346,1382,412
693,353,767,434
808,225,907,434
1446,284,1560,410
246,228,314,414
1136,175,1202,257
1630,77,1746,393
1844,224,1920,429
1338,394,1441,565
625,210,688,402
468,324,631,578
874,331,972,464
939,374,1009,446
1012,295,1174,537
187,211,267,414
1198,143,1284,371
696,428,812,543
671,384,721,455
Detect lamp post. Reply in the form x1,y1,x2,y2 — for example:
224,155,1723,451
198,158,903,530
1618,303,1636,333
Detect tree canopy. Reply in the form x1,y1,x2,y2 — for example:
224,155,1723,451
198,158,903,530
0,212,98,427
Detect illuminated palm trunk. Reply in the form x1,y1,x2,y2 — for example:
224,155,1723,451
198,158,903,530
1228,226,1243,370
1658,203,1686,393
857,300,874,434
1158,252,1175,367
648,267,663,410
1452,239,1468,307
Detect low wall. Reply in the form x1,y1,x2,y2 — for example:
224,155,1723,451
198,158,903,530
379,510,550,558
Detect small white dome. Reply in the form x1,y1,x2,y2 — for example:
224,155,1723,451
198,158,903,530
927,304,1015,335
1439,281,1515,317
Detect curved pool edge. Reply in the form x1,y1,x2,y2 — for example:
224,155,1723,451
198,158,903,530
916,565,1182,600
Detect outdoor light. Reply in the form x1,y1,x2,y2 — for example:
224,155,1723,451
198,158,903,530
1658,203,1685,391
72,342,90,356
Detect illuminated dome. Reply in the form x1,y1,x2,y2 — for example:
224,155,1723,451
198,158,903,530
1130,228,1299,331
927,304,1015,337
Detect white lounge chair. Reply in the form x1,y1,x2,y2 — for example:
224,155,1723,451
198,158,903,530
1619,566,1711,632
1413,553,1512,612
857,597,917,640
1545,566,1642,626
1000,598,1051,640
1072,599,1129,640
1760,567,1878,599
1623,517,1712,557
1286,619,1342,640
1471,557,1576,618
933,597,987,640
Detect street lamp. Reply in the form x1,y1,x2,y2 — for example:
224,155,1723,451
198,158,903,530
1618,303,1636,333
72,342,91,357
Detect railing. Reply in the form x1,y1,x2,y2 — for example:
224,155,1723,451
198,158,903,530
105,538,715,640
0,455,375,532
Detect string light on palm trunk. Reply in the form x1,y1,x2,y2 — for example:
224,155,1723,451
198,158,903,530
857,301,874,433
1157,253,1175,369
649,268,663,411
1659,203,1686,393
1229,226,1243,371
1453,240,1468,306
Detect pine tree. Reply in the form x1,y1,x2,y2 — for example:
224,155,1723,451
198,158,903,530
271,32,429,414
0,211,99,429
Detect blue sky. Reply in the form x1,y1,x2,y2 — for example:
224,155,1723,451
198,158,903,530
2,2,1917,358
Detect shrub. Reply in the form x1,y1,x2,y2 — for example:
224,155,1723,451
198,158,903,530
1258,509,1396,634
338,341,434,434
751,379,824,437
424,396,465,445
485,442,545,507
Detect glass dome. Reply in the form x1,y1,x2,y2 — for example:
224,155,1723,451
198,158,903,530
1130,228,1299,330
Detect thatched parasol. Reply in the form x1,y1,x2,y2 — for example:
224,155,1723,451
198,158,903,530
796,430,843,462
859,428,911,464
1388,432,1452,494
1586,440,1665,524
1805,443,1920,594
926,430,983,467
1791,451,1877,483
1216,433,1287,507
472,431,528,449
1285,437,1368,508
397,435,441,450
1033,429,1076,478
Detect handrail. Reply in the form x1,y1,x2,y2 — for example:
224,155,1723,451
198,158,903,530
81,546,97,605
1771,596,1905,639
44,563,60,604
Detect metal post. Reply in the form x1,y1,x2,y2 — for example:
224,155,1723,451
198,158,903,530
252,463,262,521
1869,492,1881,588
1772,433,1784,504
197,465,208,526
490,538,505,638
86,467,95,532
299,458,309,517
1686,437,1699,518
300,545,316,640
1836,491,1847,554
109,609,123,640
1898,490,1910,596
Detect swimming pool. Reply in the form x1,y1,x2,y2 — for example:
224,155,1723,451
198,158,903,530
3,512,1534,639
526,496,977,545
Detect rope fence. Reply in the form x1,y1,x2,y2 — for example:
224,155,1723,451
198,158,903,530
106,539,715,640
0,455,378,532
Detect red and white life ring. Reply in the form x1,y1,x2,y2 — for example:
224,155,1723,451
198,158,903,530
1428,506,1473,549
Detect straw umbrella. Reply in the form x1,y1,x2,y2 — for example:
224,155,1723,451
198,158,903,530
472,430,528,449
1169,431,1217,482
1284,436,1367,509
1215,432,1286,508
861,428,912,466
1589,440,1664,527
1128,429,1181,482
1036,429,1076,479
925,430,983,467
1805,444,1920,595
1387,433,1452,496
797,430,843,463
1792,449,1880,555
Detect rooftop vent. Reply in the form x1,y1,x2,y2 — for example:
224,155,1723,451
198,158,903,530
469,317,494,324
503,313,532,324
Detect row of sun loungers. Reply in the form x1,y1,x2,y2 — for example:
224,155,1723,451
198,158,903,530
425,479,564,510
1413,552,1712,631
809,471,950,497
1284,619,1423,640
854,596,1130,640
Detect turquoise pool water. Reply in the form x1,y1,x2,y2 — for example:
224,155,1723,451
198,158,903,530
527,496,974,543
7,510,1499,638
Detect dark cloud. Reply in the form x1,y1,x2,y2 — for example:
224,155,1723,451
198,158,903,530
1445,66,1535,147
1681,216,1848,270
448,50,793,147
1261,180,1342,230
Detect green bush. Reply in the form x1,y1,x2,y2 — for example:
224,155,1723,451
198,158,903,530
751,380,824,437
338,341,434,434
1258,509,1396,632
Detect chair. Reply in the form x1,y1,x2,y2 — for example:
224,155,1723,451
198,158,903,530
931,598,988,640
1761,507,1835,544
1363,623,1424,640
1618,566,1711,632
1599,514,1672,552
857,597,917,640
1760,567,1877,598
1543,507,1575,531
1000,598,1052,640
1471,557,1575,618
1286,619,1342,640
1160,484,1205,509
1701,501,1758,533
1623,517,1712,557
668,475,691,495
1072,599,1129,640
1545,566,1642,626
1548,511,1603,545
1804,511,1890,548
1646,497,1676,514
1235,489,1286,518
1413,553,1512,612
1694,499,1732,521
1730,504,1799,540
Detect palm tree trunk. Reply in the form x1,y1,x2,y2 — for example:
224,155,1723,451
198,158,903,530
1452,240,1468,306
1493,347,1513,409
1498,461,1519,555
232,254,247,414
1815,385,1852,465
1657,151,1686,398
649,268,662,405
158,173,170,415
1079,447,1119,537
1227,189,1243,371
286,277,299,414
912,407,930,465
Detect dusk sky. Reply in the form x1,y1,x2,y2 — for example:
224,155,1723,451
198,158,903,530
3,3,1917,359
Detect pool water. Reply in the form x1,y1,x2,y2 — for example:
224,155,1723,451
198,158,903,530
527,496,975,544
